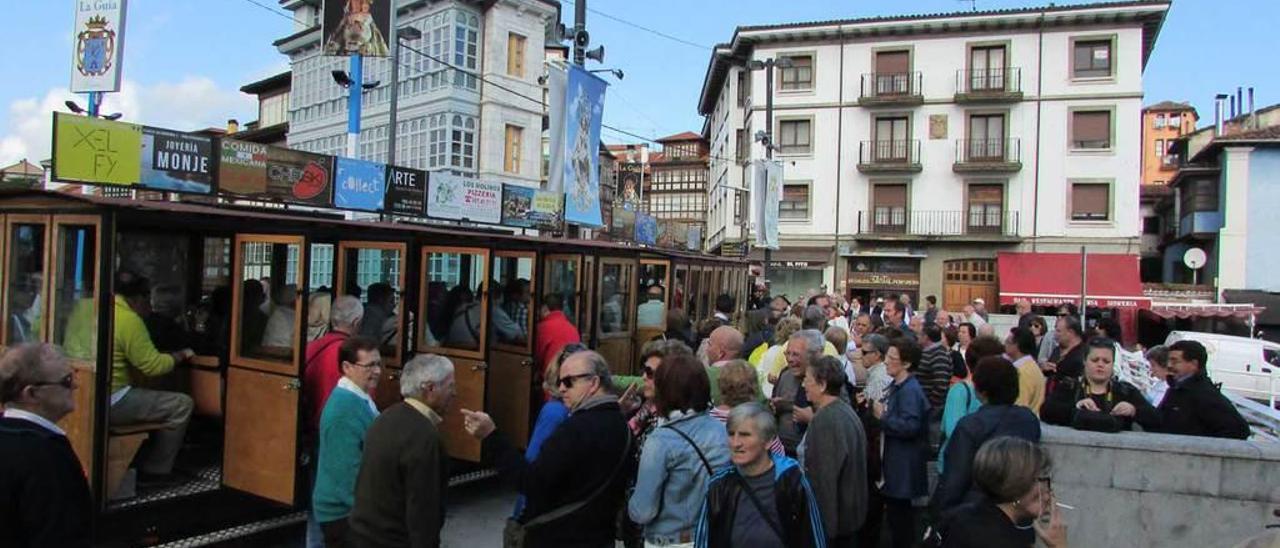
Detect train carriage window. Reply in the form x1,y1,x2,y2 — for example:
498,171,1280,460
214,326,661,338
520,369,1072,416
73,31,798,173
5,222,47,345
545,256,580,327
490,254,534,349
422,249,488,352
53,224,97,361
673,266,687,312
116,232,197,354
237,240,302,363
341,245,403,358
687,266,701,320
598,261,633,334
637,262,669,328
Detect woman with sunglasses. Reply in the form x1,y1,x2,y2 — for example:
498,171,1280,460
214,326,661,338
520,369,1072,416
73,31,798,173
940,436,1067,548
1040,337,1160,433
513,342,587,519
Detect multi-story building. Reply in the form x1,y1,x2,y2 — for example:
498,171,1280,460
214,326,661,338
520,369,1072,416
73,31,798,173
1140,101,1197,186
235,71,293,146
276,0,558,190
647,132,710,247
699,1,1169,306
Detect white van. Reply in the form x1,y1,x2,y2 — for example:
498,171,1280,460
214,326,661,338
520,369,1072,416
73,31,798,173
1164,331,1280,402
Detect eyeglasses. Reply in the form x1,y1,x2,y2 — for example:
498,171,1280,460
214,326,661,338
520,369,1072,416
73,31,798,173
641,365,655,378
28,372,75,391
558,373,596,389
348,360,383,370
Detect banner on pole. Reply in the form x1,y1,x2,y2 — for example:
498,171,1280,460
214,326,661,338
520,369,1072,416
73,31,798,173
322,0,391,57
52,112,141,185
140,126,213,194
561,66,608,227
71,0,128,93
428,172,501,224
545,63,567,194
334,157,387,211
752,159,782,250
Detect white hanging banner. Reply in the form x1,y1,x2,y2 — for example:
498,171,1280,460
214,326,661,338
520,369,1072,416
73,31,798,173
544,62,568,194
753,159,782,250
71,0,129,93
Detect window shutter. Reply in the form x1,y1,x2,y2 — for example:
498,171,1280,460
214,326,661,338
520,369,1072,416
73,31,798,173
1073,111,1111,147
875,184,908,207
1072,184,1109,219
876,51,910,74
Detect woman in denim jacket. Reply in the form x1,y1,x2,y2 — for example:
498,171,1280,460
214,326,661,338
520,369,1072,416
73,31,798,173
629,353,730,547
871,337,931,548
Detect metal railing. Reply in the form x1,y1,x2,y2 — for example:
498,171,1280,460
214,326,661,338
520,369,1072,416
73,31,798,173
855,209,1020,237
860,71,923,99
955,138,1022,164
955,67,1022,94
858,139,921,165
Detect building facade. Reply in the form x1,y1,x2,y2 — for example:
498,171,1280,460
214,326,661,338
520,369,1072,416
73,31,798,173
699,1,1169,306
647,132,709,247
277,0,557,189
1140,101,1196,186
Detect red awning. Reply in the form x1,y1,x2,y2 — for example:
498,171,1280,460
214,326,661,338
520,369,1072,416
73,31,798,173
1144,304,1266,320
997,252,1151,309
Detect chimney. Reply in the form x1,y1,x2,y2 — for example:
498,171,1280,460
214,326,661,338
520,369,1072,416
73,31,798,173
1215,94,1228,135
1249,87,1256,128
1237,86,1244,120
227,119,239,134
1229,95,1237,119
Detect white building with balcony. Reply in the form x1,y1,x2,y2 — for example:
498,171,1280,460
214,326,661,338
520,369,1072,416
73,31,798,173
700,1,1169,308
276,0,558,188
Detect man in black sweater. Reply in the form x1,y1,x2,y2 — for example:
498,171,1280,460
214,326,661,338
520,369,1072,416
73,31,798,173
349,354,456,548
1158,340,1250,439
463,350,634,548
0,343,92,548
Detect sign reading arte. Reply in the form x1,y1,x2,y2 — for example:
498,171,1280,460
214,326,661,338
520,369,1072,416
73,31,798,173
52,112,141,185
385,165,427,215
428,172,501,224
71,0,128,93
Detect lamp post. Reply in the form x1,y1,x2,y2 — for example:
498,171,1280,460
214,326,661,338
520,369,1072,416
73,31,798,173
745,57,792,284
387,25,424,168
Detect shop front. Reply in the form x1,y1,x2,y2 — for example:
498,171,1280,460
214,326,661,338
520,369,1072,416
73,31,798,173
750,247,833,303
845,256,922,308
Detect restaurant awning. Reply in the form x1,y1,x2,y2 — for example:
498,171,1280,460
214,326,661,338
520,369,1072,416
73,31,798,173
997,251,1151,309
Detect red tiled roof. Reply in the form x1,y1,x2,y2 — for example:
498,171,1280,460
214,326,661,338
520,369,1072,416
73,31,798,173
0,159,42,176
1215,125,1280,142
656,131,703,143
1144,100,1195,113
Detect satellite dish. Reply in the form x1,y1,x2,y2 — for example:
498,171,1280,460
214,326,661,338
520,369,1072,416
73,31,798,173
1183,247,1207,270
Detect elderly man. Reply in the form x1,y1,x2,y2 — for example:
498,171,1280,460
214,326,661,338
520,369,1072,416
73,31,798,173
312,336,381,547
971,298,990,321
304,295,365,433
110,274,195,486
1006,327,1045,417
705,325,745,405
0,343,92,547
800,356,868,548
773,329,825,455
350,354,456,547
359,282,398,345
1045,315,1086,382
934,309,953,329
1157,340,1250,439
462,351,633,548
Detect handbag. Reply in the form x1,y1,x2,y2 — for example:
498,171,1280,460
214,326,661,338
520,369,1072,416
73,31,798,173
665,424,788,545
503,427,633,548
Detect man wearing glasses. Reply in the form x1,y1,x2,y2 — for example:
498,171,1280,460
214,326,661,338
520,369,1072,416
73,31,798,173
0,343,92,547
312,336,382,546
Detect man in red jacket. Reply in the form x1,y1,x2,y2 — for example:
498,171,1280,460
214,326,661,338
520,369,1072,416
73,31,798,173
535,293,581,374
303,295,365,433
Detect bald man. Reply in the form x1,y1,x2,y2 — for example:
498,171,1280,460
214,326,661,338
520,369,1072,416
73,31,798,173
705,325,745,406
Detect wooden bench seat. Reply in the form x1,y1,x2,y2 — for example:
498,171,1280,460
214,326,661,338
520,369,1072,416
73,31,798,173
107,422,170,497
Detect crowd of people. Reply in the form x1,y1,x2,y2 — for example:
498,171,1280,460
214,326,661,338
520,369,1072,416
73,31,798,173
0,276,1258,548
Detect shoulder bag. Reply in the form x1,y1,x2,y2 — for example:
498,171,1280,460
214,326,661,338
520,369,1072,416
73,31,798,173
504,426,633,548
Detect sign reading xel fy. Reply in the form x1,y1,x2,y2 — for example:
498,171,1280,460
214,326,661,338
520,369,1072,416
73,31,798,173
53,112,141,185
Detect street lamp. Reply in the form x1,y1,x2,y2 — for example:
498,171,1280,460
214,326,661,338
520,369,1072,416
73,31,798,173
331,70,380,90
64,99,122,120
743,56,793,282
589,68,624,80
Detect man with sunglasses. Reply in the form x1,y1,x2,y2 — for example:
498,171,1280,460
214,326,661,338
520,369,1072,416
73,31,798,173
312,336,382,547
0,343,92,547
463,350,634,548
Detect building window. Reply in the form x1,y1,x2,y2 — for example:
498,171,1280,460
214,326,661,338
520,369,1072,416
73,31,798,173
736,69,751,106
778,119,812,155
967,184,1004,232
1070,182,1110,221
1169,114,1182,128
1071,110,1112,149
504,125,523,174
968,114,1006,160
968,45,1007,91
874,116,910,162
1142,216,1161,235
450,115,476,170
1154,114,1166,129
1181,178,1219,213
1072,38,1113,78
872,183,908,231
780,183,810,220
874,50,911,95
507,33,526,77
1155,138,1166,158
779,54,813,91
453,12,479,89
736,129,748,162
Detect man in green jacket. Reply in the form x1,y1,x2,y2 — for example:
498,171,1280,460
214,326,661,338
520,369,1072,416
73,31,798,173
108,274,195,486
313,336,381,547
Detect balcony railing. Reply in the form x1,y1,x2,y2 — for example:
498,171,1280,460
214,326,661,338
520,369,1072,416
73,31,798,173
857,140,922,172
954,138,1023,172
854,209,1020,238
955,68,1023,101
859,72,923,105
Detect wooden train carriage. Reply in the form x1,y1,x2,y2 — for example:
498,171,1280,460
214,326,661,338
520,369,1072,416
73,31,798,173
0,190,745,544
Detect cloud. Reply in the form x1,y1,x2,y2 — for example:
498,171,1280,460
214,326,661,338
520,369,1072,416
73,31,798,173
0,77,255,167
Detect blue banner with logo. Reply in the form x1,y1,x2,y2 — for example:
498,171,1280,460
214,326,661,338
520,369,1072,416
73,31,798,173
561,65,608,227
334,157,387,211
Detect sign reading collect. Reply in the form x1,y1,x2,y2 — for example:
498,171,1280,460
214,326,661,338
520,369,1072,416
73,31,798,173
53,112,141,185
334,157,387,211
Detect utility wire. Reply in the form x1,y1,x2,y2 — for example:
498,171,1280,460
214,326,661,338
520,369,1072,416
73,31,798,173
561,0,712,51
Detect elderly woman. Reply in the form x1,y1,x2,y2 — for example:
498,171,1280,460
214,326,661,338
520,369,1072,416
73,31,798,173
1041,337,1161,433
941,437,1067,548
709,360,784,455
872,338,931,548
630,353,730,548
799,356,867,548
694,402,826,548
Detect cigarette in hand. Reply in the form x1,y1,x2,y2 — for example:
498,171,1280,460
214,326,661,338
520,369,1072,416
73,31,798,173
1055,502,1075,510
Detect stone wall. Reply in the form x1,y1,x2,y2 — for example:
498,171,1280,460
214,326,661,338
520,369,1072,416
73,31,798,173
1041,425,1280,547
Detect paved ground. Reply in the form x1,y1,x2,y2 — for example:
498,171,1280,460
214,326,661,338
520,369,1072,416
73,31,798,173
440,477,518,547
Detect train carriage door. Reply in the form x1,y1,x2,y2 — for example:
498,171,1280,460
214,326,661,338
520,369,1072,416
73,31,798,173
3,214,51,350
698,266,713,324
487,251,536,449
543,254,583,340
336,241,407,409
672,263,688,318
48,215,101,486
596,257,637,375
419,246,489,462
223,234,306,505
635,259,670,351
